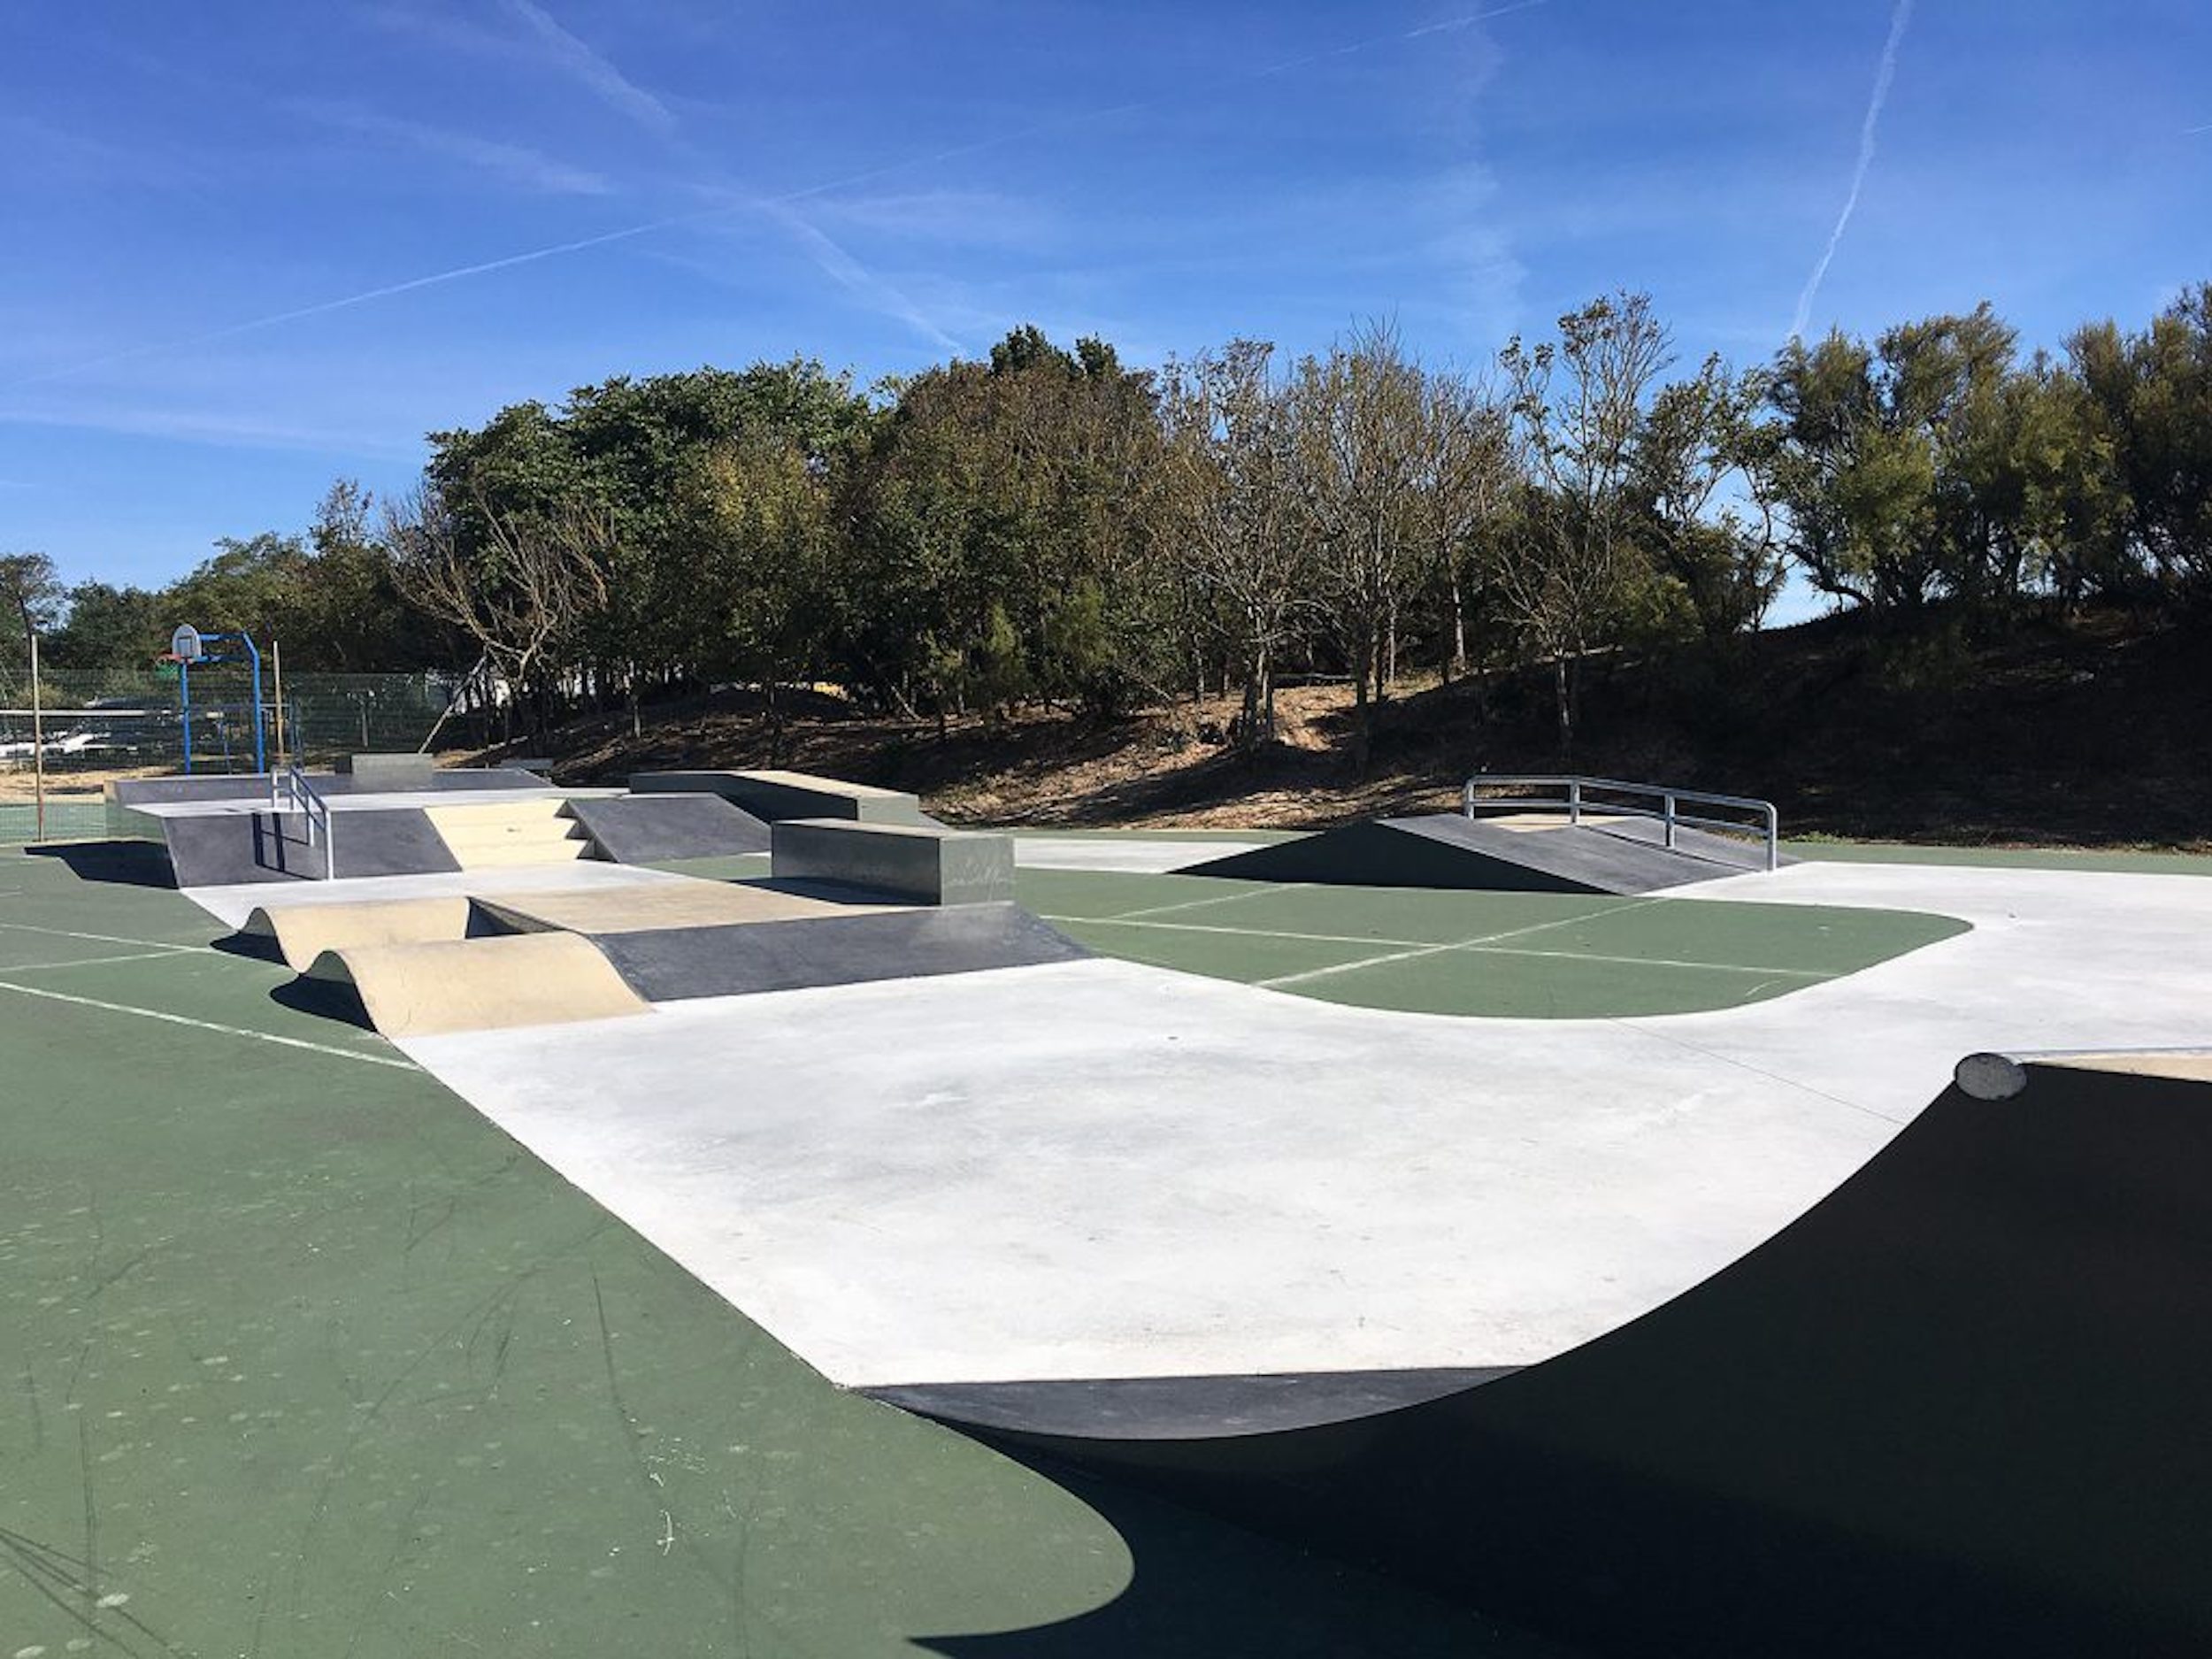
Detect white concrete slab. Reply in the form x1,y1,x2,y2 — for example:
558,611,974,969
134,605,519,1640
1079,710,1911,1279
182,858,689,931
1013,836,1268,872
389,860,2212,1392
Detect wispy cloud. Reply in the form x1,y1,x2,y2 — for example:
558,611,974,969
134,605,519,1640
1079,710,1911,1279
13,1,1548,385
496,0,678,134
748,202,965,356
1254,0,1549,78
0,402,423,460
291,100,610,195
1791,0,1916,342
2184,121,2212,136
368,1,674,134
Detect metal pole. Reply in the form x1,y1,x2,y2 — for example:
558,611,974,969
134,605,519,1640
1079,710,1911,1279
1663,792,1677,850
241,634,265,774
270,638,286,766
27,626,44,841
180,662,194,775
1569,779,1581,826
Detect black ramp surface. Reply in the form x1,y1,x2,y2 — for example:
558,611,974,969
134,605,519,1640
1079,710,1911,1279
883,1064,2212,1657
595,902,1088,999
159,808,461,885
564,793,771,862
1182,812,1777,895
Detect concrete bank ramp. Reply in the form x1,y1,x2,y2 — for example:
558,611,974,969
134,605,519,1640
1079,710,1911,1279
592,902,1090,1001
302,933,649,1037
1180,811,1782,895
158,808,461,887
561,793,772,863
238,895,473,969
875,1056,2212,1656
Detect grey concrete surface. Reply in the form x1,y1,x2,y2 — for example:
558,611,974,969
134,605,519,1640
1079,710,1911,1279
772,818,1017,904
632,768,936,826
592,903,1089,1000
183,857,687,930
335,752,436,789
158,807,461,885
564,792,772,862
396,860,2212,1393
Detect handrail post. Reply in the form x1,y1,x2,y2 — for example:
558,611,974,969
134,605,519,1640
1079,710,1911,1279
1568,779,1581,826
1663,792,1677,850
1462,779,1475,818
1764,803,1778,872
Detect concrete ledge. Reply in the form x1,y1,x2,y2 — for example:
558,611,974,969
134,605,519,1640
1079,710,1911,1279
771,818,1014,905
338,752,437,790
632,768,933,826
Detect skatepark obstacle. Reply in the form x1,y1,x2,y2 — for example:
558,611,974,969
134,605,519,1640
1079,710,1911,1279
630,768,937,826
770,818,1016,904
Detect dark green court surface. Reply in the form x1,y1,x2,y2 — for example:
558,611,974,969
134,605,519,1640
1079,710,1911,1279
1017,869,1969,1018
0,849,1563,1657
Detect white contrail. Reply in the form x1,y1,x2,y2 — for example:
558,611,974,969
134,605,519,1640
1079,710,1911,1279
1790,0,1916,342
2184,121,2212,135
0,208,733,392
5,2,1548,390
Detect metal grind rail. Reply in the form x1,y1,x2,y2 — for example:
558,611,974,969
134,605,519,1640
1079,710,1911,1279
272,762,337,879
1461,774,1781,872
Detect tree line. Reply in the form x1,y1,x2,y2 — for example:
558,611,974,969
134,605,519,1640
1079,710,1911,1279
10,281,2208,762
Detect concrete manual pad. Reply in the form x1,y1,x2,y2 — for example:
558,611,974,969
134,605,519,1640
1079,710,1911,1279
472,878,905,935
239,895,474,968
396,860,2212,1392
304,932,650,1037
772,818,1016,904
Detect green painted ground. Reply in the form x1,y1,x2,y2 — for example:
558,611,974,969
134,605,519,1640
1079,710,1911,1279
0,849,1552,1658
1016,868,1969,1018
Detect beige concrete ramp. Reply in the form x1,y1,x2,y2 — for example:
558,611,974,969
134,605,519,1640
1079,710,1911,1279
303,933,649,1038
240,895,473,970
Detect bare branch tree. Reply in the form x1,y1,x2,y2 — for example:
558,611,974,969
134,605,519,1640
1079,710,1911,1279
382,482,611,741
1492,291,1673,757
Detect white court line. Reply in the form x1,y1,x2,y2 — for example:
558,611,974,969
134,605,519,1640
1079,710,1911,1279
0,979,418,1070
1259,897,1667,988
0,920,209,953
1052,913,1832,981
0,949,202,973
1105,882,1317,922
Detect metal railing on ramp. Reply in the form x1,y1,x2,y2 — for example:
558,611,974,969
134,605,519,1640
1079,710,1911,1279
1461,774,1780,872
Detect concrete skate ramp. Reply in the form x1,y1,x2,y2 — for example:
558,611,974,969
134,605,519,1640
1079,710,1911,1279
631,768,941,827
301,933,649,1037
562,793,771,863
158,808,461,887
237,895,474,969
876,1059,2212,1656
472,879,902,936
591,903,1090,1001
1180,811,1779,895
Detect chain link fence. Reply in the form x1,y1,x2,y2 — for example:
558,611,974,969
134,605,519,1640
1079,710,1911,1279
0,662,458,843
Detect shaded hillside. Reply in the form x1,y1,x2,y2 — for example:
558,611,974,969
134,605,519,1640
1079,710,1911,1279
505,603,2212,850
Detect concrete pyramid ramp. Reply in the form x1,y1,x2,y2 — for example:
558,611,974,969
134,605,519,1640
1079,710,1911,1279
301,933,649,1037
563,793,772,863
238,895,473,969
1180,812,1776,895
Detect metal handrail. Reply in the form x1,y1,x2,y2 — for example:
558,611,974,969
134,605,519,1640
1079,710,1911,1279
1460,773,1779,872
270,763,336,879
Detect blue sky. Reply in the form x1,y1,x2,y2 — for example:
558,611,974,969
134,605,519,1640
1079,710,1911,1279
3,0,2208,597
